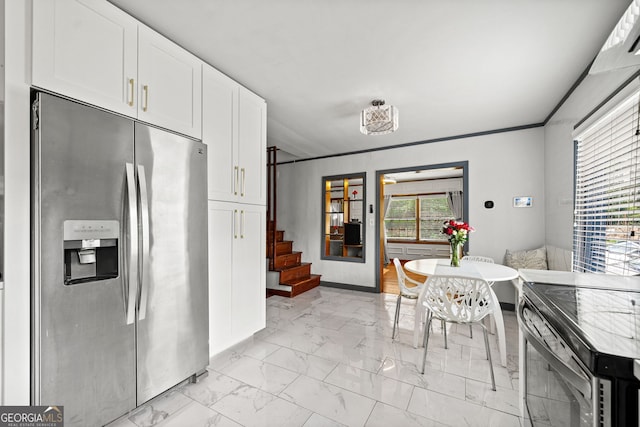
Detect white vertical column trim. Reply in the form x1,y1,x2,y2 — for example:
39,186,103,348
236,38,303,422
3,0,31,405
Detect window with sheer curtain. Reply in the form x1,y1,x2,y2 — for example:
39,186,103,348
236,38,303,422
574,91,640,275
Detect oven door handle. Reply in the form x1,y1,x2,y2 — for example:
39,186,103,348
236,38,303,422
518,299,592,399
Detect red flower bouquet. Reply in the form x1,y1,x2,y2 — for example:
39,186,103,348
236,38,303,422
442,220,474,266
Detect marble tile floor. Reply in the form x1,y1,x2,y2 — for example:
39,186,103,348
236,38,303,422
107,287,524,427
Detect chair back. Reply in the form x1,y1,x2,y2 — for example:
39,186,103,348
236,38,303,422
461,255,494,264
393,258,422,297
421,275,494,323
461,255,496,285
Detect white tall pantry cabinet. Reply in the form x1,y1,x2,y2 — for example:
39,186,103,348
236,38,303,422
207,203,265,355
203,64,267,357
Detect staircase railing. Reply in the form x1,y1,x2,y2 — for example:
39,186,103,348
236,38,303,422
267,146,278,270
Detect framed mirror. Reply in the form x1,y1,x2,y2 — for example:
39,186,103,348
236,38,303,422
322,172,366,262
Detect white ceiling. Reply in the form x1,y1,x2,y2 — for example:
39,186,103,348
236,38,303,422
109,0,631,161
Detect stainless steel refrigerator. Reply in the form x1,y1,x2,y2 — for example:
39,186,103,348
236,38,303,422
31,92,209,427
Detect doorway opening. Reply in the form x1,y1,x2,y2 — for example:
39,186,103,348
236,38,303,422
376,162,468,294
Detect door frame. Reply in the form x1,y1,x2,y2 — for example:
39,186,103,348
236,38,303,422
374,161,469,292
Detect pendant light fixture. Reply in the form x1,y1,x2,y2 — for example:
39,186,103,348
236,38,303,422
360,99,399,135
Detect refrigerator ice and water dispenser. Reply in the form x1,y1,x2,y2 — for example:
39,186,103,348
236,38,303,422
63,220,119,285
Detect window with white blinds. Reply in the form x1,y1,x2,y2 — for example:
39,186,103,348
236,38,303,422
573,92,640,275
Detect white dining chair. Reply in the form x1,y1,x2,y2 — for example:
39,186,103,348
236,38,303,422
461,255,495,264
462,254,499,335
419,275,497,391
452,256,494,340
392,258,426,342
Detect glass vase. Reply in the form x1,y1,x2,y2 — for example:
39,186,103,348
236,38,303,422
450,241,461,267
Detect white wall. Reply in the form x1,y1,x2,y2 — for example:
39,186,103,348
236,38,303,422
544,67,640,250
277,127,545,303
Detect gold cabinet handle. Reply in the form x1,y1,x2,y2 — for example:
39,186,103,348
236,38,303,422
142,85,149,112
234,209,238,239
128,79,135,107
241,168,246,197
240,210,245,239
234,166,239,195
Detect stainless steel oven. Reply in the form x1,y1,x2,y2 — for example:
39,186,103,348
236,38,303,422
517,270,640,427
519,296,609,426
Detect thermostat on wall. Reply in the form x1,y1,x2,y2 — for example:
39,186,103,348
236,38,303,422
513,196,533,208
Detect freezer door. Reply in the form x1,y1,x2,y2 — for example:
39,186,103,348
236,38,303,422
134,124,209,404
32,93,136,426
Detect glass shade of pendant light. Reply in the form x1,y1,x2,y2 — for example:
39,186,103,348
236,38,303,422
360,99,399,135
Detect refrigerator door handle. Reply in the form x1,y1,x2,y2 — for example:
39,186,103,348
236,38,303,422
125,163,138,325
137,164,151,321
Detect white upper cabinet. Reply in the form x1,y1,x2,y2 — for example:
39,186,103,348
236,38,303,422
238,88,267,205
203,65,238,202
137,26,202,139
203,65,266,205
32,0,202,139
32,0,138,117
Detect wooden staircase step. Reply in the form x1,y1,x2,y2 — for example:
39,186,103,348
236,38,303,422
280,272,316,286
267,230,284,243
277,262,311,282
267,240,293,258
287,274,321,297
265,220,319,297
273,251,302,269
269,274,321,298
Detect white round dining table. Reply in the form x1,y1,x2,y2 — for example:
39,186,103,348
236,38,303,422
402,258,518,367
403,258,518,282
